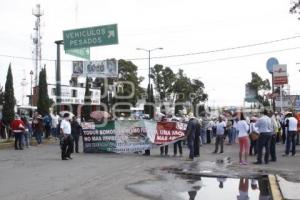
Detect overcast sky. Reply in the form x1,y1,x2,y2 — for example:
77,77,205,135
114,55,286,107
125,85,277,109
0,0,300,106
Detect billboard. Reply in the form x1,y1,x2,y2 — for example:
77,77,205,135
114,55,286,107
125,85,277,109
273,64,288,86
245,85,257,102
72,59,118,77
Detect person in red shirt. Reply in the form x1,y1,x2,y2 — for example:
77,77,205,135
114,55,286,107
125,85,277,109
10,115,25,150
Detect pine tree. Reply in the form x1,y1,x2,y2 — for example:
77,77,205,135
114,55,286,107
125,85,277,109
0,85,4,106
37,68,50,116
2,64,16,125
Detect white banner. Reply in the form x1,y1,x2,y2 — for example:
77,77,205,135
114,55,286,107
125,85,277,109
73,59,118,77
273,64,287,77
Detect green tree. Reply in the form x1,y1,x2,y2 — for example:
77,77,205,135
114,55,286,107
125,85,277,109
172,69,208,115
37,68,50,116
93,77,114,113
2,64,16,125
173,69,193,114
82,77,92,120
150,65,176,101
0,85,3,106
115,59,144,115
190,79,208,115
246,72,271,107
290,1,300,16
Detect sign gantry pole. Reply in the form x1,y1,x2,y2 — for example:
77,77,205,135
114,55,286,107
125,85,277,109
55,40,63,113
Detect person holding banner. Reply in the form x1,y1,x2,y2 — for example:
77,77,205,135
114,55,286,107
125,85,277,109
173,118,183,157
160,116,169,156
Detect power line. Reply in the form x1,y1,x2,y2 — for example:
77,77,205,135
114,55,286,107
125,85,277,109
128,35,300,61
136,46,300,70
165,46,300,67
0,54,55,62
1,35,300,62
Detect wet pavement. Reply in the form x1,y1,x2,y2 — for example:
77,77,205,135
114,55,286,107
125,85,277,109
0,141,300,200
127,159,272,200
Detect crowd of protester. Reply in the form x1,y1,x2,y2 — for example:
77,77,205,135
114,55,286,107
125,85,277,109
1,108,299,165
0,111,82,160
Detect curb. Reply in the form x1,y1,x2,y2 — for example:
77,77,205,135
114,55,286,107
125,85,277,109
0,138,58,150
268,175,284,200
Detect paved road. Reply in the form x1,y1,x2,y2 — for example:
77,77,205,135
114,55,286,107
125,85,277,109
0,141,299,200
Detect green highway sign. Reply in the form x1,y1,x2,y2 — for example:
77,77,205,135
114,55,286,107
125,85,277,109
63,24,118,50
65,47,90,60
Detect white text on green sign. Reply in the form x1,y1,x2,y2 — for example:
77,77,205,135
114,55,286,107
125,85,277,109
63,24,118,50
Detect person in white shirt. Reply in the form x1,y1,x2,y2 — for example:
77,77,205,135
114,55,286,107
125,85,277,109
254,110,272,165
283,112,298,156
236,112,250,165
51,111,59,139
60,113,73,160
213,116,226,154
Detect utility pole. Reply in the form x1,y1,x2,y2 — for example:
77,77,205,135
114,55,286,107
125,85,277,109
55,40,63,113
136,47,163,117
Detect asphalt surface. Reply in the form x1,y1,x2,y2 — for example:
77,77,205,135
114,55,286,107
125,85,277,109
0,140,299,200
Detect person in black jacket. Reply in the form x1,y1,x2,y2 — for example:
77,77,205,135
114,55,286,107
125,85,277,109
185,113,200,161
71,116,82,153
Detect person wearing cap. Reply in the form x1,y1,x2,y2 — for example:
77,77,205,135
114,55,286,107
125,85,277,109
60,113,73,160
32,114,44,145
185,112,199,161
10,115,25,150
254,110,272,164
213,116,226,154
21,116,31,148
283,112,298,156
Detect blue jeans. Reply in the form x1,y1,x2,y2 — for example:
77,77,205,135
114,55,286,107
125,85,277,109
35,130,43,144
256,133,271,163
229,128,237,144
23,131,30,147
285,131,296,155
51,128,58,138
14,133,24,149
200,128,207,144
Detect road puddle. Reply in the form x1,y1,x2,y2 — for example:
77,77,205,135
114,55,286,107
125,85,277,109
127,165,272,200
177,176,271,200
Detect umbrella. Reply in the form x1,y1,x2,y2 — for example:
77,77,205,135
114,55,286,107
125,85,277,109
59,111,75,118
90,111,110,121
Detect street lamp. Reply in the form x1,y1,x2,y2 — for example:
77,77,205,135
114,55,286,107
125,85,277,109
136,47,163,90
30,70,34,106
55,40,64,113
